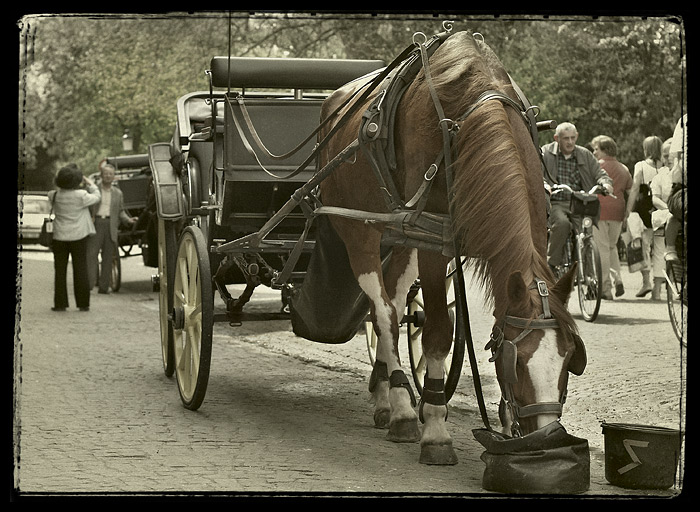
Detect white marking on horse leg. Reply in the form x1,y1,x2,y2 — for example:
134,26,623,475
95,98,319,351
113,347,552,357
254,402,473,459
358,271,416,426
419,353,457,464
527,330,566,429
389,249,418,321
358,271,396,369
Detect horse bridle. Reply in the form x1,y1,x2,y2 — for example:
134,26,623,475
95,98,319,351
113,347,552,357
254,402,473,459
485,278,568,437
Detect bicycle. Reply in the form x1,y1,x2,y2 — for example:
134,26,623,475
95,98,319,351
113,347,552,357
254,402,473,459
550,184,612,322
664,230,687,346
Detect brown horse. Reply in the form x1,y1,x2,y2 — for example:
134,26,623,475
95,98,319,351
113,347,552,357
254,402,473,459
318,30,584,465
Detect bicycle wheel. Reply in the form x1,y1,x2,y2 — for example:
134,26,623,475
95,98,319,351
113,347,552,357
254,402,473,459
665,259,687,346
577,237,602,322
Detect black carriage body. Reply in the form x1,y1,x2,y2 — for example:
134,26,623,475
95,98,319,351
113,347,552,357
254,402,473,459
150,56,385,285
106,154,151,214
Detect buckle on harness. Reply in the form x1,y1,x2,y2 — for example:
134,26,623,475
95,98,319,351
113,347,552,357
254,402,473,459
424,163,438,181
536,280,549,297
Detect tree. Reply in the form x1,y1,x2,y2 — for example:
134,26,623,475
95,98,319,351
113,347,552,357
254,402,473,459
18,12,685,190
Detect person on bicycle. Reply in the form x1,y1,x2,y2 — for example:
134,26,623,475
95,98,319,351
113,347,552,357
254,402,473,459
542,122,613,271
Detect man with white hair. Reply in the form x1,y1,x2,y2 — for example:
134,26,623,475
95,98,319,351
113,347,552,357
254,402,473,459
542,122,613,270
88,163,137,294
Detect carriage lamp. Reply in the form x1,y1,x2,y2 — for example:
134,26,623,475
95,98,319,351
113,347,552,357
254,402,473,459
121,129,134,152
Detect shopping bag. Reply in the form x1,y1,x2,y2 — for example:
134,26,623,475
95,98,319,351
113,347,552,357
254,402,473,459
621,230,644,273
39,217,54,248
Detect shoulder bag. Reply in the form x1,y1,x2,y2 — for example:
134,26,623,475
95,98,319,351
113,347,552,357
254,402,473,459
38,193,56,248
633,162,656,228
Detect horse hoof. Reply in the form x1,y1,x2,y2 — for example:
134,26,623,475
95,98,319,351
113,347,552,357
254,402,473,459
373,408,390,429
419,442,459,465
386,418,421,443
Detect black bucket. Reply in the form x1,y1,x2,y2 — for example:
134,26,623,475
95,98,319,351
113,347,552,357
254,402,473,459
601,422,683,489
473,422,590,494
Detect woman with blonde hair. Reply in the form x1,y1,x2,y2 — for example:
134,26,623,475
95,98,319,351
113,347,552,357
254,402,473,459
626,136,664,298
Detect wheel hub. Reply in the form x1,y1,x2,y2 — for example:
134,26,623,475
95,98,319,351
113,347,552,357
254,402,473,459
171,306,185,330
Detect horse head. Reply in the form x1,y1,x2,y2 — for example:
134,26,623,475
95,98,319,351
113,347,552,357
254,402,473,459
488,264,587,437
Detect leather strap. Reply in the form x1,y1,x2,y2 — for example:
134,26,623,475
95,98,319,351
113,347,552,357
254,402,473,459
389,369,417,407
419,377,448,423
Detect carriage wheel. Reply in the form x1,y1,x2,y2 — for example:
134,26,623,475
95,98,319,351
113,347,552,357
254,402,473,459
172,226,213,411
577,237,602,322
665,260,687,346
110,251,122,292
406,260,465,401
157,218,177,377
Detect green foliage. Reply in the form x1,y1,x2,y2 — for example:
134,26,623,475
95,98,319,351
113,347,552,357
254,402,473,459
18,13,685,190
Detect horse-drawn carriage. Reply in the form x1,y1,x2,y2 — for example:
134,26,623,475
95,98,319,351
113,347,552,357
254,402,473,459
149,23,589,482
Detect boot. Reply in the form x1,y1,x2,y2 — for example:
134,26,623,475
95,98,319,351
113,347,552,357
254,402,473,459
651,277,664,301
636,271,653,297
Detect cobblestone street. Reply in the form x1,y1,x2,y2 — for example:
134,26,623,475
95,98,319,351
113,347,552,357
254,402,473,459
13,248,686,499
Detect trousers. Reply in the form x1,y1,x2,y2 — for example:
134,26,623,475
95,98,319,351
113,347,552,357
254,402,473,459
547,201,582,267
593,220,623,295
52,236,90,309
88,217,116,292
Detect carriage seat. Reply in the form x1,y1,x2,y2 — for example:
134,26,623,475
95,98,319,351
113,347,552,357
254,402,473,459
209,56,385,91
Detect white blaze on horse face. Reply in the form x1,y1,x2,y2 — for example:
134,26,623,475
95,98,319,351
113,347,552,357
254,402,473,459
358,271,396,369
526,330,565,429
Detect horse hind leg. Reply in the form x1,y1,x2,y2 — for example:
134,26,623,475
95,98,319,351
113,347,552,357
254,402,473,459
416,252,458,465
358,247,420,443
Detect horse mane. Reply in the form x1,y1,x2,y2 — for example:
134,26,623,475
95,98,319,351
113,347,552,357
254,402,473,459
452,102,548,309
408,32,554,314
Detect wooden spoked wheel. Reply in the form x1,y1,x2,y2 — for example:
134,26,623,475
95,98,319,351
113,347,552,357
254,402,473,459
172,226,213,411
110,251,121,292
157,218,177,377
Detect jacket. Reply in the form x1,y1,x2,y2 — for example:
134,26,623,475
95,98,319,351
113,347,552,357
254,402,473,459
541,142,612,193
90,184,132,244
49,185,101,241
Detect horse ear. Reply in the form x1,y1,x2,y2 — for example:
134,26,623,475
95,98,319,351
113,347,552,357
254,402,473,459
552,262,577,305
507,271,529,308
568,333,587,375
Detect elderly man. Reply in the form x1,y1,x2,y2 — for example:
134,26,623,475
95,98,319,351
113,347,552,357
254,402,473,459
88,163,137,294
542,122,613,269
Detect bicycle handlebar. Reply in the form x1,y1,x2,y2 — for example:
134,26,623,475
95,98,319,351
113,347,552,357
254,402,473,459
549,183,616,199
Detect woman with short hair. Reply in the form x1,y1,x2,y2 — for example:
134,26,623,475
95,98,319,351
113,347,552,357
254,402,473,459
48,163,101,311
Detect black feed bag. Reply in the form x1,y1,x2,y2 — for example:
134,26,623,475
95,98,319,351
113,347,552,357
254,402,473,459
473,421,590,494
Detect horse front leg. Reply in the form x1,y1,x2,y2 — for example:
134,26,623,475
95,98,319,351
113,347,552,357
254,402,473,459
355,249,420,443
416,252,458,465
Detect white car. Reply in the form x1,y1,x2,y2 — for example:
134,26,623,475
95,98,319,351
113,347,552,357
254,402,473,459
18,193,51,245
